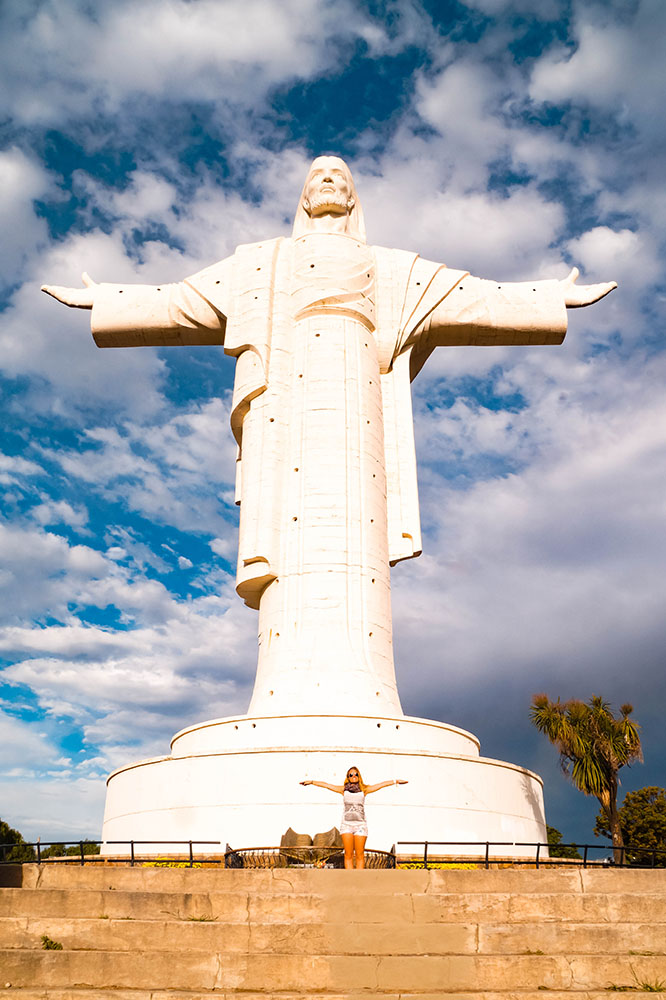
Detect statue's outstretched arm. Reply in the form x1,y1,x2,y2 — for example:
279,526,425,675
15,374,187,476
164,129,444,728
421,266,617,349
41,259,232,349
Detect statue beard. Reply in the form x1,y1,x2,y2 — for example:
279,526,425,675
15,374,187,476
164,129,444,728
306,190,351,217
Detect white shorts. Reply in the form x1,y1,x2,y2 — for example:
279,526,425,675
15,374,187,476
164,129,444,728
340,821,368,837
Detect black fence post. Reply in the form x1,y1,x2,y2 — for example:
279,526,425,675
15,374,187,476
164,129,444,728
485,842,490,870
79,841,84,866
535,842,541,870
619,845,626,868
130,841,135,867
189,841,194,868
583,844,588,869
36,842,41,865
423,842,429,870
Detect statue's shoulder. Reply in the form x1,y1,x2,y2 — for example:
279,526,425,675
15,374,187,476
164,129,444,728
232,237,289,284
234,236,285,255
373,244,419,274
185,238,288,299
184,253,235,299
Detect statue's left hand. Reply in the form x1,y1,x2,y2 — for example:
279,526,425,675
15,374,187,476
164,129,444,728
41,272,98,309
561,267,617,308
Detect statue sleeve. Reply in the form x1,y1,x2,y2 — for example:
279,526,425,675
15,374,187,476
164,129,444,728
424,276,567,347
91,257,232,348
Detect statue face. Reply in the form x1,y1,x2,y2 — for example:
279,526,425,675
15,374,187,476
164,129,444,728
302,156,354,218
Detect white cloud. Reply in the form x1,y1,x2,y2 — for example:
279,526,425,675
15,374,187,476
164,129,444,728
0,452,43,486
31,498,88,530
566,227,660,289
2,232,169,422
44,398,238,536
395,346,666,709
2,592,256,742
0,521,109,624
0,0,421,129
0,708,57,773
0,773,106,841
0,147,52,286
530,0,666,124
210,536,235,559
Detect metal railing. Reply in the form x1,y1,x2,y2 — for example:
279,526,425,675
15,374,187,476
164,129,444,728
0,840,222,867
0,839,396,869
223,845,396,869
2,838,665,869
396,840,666,870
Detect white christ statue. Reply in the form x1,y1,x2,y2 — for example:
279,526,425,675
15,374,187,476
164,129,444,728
43,156,616,722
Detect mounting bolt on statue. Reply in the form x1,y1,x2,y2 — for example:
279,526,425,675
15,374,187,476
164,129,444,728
43,156,616,854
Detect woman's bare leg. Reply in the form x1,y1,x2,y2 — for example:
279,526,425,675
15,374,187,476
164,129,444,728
341,832,355,869
354,835,367,869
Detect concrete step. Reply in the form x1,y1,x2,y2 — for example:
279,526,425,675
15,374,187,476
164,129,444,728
1,915,665,957
3,993,664,1000
19,865,666,895
411,890,666,924
1,949,666,991
5,887,666,924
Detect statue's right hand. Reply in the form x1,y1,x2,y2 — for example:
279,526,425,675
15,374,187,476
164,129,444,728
41,272,98,310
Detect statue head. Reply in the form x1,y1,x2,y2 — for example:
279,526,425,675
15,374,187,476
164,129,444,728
292,155,366,241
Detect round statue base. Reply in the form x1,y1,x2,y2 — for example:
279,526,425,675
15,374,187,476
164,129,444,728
102,713,547,858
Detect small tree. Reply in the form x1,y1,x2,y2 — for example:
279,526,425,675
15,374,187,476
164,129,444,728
0,819,36,863
595,786,666,867
547,824,582,860
41,840,100,859
530,695,642,864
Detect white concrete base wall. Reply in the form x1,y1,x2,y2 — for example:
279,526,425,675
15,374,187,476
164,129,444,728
102,714,547,858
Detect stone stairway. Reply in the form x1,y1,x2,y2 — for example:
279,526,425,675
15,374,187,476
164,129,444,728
1,864,665,997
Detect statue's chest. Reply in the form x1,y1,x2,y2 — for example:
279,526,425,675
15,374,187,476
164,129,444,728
291,234,376,331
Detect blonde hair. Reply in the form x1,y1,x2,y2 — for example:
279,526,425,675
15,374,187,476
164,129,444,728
345,765,366,792
292,155,366,242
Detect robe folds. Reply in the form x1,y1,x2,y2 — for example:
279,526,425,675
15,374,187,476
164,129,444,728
198,237,468,609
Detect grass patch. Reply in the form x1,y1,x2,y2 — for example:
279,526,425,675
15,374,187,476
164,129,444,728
41,934,63,950
142,858,203,868
397,862,480,870
607,973,666,992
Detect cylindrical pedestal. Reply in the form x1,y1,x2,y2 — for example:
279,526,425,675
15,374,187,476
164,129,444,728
102,713,547,858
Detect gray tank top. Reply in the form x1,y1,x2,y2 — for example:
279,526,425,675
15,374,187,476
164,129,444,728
342,789,366,823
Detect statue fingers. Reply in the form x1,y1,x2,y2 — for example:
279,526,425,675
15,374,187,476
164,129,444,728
40,284,95,309
594,280,618,301
41,284,71,303
81,271,98,287
567,280,618,308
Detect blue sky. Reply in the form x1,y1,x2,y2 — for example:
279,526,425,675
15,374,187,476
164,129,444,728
1,0,664,848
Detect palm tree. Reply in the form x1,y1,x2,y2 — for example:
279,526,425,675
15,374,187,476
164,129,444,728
530,695,642,864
